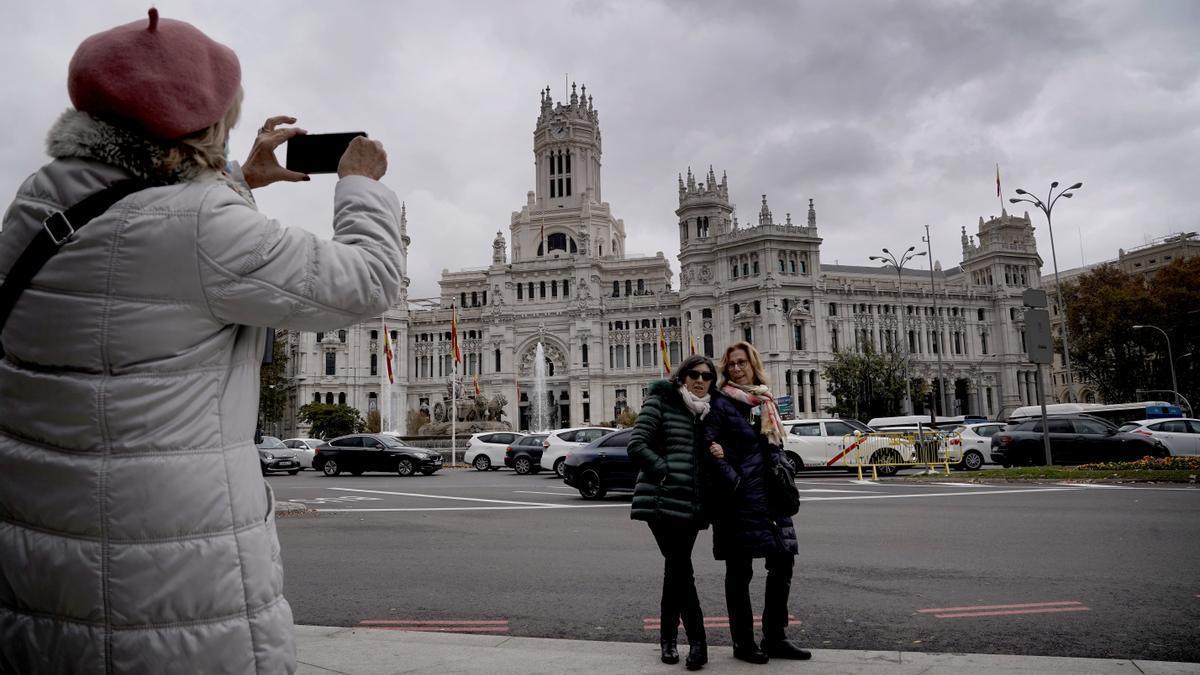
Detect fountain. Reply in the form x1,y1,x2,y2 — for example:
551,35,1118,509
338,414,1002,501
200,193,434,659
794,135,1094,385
532,342,548,432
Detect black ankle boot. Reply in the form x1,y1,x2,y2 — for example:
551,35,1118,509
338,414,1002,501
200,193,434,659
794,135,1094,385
660,638,680,664
732,642,769,664
761,637,811,660
685,641,707,670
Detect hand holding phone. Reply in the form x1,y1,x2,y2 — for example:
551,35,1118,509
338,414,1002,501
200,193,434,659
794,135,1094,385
285,132,368,174
337,136,388,181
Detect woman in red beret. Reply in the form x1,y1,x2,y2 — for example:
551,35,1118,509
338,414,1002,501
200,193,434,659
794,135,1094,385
0,9,404,674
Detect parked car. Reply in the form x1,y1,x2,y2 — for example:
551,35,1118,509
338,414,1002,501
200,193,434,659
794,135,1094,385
1117,418,1200,456
313,433,444,476
991,415,1169,466
946,422,1006,470
540,427,617,478
464,431,524,471
562,429,636,499
256,436,300,475
504,434,549,474
780,418,872,471
282,437,323,470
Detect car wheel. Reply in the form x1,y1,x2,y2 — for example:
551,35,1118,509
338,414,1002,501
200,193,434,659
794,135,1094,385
960,450,984,471
513,457,533,475
397,459,415,476
578,469,607,500
783,452,801,473
473,455,491,471
870,448,901,477
554,458,566,479
322,460,341,477
287,470,300,476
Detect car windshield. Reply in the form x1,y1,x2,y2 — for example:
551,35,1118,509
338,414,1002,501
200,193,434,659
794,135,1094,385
258,436,286,449
842,419,872,433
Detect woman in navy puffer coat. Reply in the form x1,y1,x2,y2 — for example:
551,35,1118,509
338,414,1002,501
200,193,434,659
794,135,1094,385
703,341,809,664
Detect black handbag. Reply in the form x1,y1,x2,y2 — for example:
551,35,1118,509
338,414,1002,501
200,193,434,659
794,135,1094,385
765,448,800,517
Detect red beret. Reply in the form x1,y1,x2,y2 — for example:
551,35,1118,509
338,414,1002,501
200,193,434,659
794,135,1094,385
68,8,241,140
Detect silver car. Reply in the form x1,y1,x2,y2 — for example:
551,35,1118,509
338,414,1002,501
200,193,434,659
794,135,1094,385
1117,418,1200,456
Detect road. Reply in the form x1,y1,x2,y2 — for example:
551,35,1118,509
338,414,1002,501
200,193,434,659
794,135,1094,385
269,467,1200,663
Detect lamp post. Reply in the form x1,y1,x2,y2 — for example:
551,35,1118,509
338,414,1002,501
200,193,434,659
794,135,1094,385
870,245,927,415
1010,181,1083,402
1133,324,1179,408
921,225,948,415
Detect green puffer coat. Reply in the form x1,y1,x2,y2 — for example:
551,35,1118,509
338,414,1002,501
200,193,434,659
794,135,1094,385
627,380,709,526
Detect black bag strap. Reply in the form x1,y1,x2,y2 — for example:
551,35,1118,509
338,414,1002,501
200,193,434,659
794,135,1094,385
0,179,151,351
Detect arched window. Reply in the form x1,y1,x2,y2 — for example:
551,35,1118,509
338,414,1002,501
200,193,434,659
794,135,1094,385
703,334,714,357
370,353,378,376
547,232,567,253
494,348,501,372
325,351,336,376
312,392,321,403
325,392,334,405
338,392,347,405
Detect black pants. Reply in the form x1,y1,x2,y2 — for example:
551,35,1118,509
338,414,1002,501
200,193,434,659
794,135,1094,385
649,522,706,643
724,553,794,645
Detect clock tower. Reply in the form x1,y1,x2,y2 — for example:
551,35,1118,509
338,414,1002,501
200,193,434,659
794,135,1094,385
534,82,602,208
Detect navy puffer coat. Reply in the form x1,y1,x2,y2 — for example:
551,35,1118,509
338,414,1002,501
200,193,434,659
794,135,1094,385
702,392,798,560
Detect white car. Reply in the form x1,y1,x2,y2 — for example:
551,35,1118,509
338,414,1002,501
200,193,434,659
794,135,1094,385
282,437,324,469
540,427,617,477
464,431,524,471
780,419,873,471
946,422,1006,470
1117,418,1200,456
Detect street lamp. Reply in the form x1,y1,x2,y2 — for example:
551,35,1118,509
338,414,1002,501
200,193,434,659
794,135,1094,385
1010,181,1083,402
921,225,948,416
870,245,927,415
1132,324,1179,408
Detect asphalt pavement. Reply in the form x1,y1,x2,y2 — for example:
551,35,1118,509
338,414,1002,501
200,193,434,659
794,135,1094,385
270,466,1200,665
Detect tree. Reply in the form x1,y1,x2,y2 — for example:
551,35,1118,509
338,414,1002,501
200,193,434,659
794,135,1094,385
298,403,366,439
615,407,638,428
366,409,381,433
1060,256,1200,410
821,346,910,420
257,334,289,435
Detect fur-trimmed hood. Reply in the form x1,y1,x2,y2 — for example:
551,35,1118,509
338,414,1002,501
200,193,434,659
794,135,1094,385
46,109,215,184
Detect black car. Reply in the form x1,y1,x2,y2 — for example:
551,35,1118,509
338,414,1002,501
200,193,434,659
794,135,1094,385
313,434,443,476
991,414,1169,466
256,436,300,475
504,433,548,475
561,429,637,499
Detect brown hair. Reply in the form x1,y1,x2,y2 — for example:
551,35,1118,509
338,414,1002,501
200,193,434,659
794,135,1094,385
161,86,243,175
718,341,769,387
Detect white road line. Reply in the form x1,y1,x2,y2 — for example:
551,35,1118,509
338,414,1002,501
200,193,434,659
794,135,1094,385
799,487,1082,502
797,488,878,494
327,487,560,507
1056,483,1199,492
316,504,629,512
514,490,580,497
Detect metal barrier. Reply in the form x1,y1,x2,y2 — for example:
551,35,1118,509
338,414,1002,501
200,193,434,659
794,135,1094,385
836,430,961,479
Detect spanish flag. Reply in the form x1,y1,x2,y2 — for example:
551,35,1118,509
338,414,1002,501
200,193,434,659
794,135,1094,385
382,320,395,384
659,325,671,376
450,303,462,365
689,333,697,356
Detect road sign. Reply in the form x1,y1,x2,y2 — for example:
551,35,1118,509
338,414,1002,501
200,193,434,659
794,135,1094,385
776,395,794,419
1022,289,1048,308
1024,308,1053,365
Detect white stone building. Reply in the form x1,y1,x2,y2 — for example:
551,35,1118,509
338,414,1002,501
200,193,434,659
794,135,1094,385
280,86,1060,437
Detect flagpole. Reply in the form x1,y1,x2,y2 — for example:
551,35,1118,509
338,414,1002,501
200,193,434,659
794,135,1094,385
381,316,389,433
451,356,457,467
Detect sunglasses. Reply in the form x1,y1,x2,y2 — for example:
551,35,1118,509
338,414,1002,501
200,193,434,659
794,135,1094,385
683,370,716,382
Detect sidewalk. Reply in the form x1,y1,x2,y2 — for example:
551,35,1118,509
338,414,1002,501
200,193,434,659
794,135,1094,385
294,625,1199,674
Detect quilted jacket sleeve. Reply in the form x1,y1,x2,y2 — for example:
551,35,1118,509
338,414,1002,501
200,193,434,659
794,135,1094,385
628,396,668,481
196,176,405,329
703,398,741,489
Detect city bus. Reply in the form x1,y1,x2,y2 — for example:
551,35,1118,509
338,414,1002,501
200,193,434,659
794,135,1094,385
1007,401,1182,427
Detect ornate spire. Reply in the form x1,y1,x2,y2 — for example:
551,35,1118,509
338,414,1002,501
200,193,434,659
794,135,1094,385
759,194,772,226
786,212,792,225
570,81,578,106
807,198,816,227
687,167,696,192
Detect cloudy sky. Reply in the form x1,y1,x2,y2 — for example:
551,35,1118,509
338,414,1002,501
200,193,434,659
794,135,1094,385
2,1,1197,298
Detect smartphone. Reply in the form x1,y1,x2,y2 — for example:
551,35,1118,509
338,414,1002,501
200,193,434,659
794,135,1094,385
285,132,367,174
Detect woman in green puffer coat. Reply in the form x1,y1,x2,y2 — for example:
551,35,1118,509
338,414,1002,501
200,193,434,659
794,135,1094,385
627,354,718,671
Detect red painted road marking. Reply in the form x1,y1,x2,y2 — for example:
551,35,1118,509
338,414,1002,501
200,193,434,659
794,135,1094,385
917,600,1082,614
360,619,509,625
933,606,1091,619
917,601,1089,619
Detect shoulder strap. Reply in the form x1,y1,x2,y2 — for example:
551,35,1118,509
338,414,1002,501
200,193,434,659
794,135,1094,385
0,179,151,351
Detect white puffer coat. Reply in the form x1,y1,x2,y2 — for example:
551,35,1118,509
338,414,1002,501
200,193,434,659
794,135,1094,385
0,111,406,674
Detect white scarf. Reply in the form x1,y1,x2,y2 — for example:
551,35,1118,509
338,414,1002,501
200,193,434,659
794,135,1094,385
678,386,711,419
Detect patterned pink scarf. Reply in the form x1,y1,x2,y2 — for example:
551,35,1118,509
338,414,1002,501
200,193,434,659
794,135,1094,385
721,383,786,448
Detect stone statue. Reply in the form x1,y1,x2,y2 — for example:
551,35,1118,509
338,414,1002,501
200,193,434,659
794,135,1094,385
487,394,508,421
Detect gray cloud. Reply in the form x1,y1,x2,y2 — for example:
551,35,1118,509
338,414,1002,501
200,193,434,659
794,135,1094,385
2,0,1197,297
